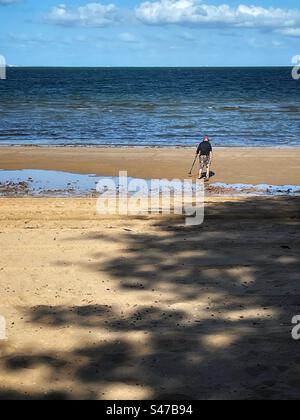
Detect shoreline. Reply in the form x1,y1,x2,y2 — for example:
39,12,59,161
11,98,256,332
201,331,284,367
1,144,300,149
0,146,300,186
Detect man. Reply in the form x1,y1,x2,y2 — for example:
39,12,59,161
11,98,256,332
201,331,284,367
196,135,213,181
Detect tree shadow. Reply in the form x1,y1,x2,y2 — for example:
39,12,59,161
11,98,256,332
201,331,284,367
1,196,300,400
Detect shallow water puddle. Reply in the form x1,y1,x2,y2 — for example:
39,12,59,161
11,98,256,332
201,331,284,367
0,169,100,196
0,169,300,197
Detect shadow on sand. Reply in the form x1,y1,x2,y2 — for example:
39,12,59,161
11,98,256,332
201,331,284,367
0,197,299,400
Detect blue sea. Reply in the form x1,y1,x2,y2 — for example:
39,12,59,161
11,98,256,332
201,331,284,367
0,67,299,147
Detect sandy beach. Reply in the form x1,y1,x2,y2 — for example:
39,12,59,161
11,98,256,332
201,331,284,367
0,146,300,400
0,195,299,400
2,5,300,401
0,146,300,185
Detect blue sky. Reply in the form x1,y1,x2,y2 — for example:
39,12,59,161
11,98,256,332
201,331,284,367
0,0,300,66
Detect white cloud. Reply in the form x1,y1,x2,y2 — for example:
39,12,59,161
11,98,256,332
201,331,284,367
119,32,137,43
8,33,51,43
279,28,300,38
272,40,284,47
135,0,300,31
44,3,119,27
0,0,19,5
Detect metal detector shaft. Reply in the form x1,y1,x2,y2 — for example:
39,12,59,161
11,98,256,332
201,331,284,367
189,155,198,175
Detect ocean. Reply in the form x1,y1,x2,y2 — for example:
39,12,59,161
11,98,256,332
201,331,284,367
0,67,299,147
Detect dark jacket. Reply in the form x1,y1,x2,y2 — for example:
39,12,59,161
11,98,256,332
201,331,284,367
197,141,212,156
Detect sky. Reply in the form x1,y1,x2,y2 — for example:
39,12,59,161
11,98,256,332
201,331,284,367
0,0,300,66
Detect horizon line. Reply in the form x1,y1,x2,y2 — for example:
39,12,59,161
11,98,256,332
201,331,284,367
6,65,294,69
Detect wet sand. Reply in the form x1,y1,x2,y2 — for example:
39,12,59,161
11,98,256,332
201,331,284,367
0,146,300,185
0,196,299,400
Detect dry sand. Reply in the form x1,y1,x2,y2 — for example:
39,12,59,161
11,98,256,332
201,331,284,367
0,146,300,185
0,196,299,400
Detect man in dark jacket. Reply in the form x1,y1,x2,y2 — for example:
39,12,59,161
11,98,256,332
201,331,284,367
196,135,213,181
